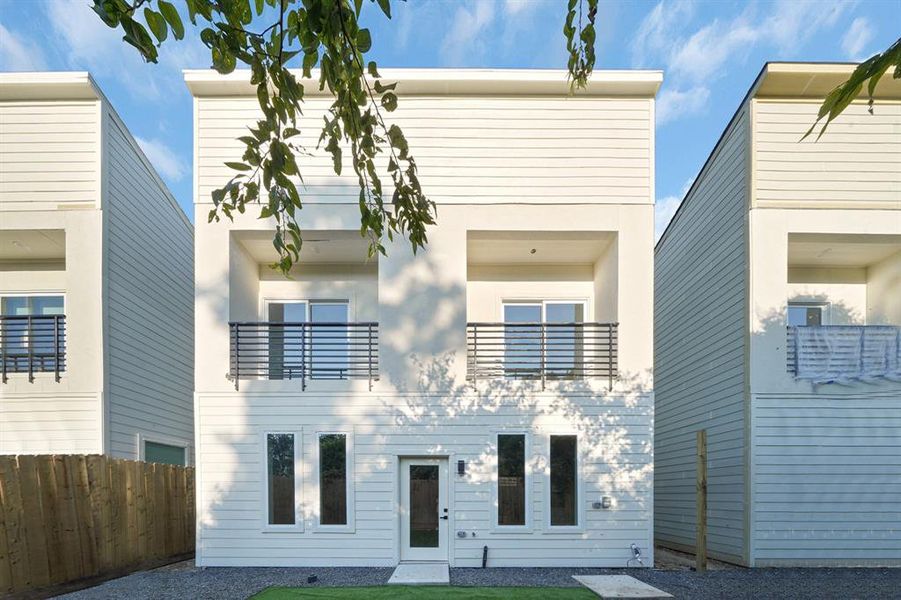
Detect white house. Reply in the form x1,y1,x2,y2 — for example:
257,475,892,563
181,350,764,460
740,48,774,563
0,72,194,465
189,68,660,567
655,63,901,567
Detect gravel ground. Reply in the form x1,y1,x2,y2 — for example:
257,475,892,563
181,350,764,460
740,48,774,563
54,561,901,600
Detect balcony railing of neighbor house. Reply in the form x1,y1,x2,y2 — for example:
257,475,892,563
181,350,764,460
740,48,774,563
0,315,66,383
228,321,379,390
787,325,901,384
467,322,618,389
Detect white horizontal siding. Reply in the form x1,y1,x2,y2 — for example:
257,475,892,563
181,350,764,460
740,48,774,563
102,109,194,461
751,392,901,566
654,108,749,564
753,101,901,208
0,392,101,454
0,100,100,210
196,391,653,567
196,96,652,205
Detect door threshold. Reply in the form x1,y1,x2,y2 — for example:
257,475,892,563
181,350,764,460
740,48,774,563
388,562,450,586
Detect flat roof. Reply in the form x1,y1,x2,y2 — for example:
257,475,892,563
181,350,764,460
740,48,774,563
184,68,663,97
752,62,901,100
0,71,102,101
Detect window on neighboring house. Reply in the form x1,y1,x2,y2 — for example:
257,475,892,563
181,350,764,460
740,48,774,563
549,435,578,527
319,433,348,526
497,433,526,527
144,440,186,466
788,302,827,327
503,301,586,378
266,433,296,526
0,295,65,367
267,300,348,379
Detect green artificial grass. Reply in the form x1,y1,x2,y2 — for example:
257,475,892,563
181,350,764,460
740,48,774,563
251,585,597,599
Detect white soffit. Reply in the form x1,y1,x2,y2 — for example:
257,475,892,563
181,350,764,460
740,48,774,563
0,72,100,101
234,229,374,265
0,230,66,261
467,230,615,265
754,62,901,100
787,233,901,268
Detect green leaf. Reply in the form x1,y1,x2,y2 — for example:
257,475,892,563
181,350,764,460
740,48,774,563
355,28,371,53
381,91,397,112
158,1,184,40
225,162,252,171
143,8,168,44
367,60,380,78
376,0,391,18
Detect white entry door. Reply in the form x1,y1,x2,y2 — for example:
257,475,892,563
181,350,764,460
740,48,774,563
400,458,448,561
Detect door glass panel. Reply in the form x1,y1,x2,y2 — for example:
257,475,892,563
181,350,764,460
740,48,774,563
497,434,526,526
550,435,578,526
310,302,348,379
504,304,541,378
545,303,584,378
266,433,295,525
409,465,439,548
788,304,825,327
268,302,307,380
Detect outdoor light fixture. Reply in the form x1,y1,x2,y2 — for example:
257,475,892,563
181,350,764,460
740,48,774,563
593,496,612,509
457,459,465,475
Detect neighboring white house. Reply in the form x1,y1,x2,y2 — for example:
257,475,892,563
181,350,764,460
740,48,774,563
0,72,194,465
189,68,660,567
655,63,901,567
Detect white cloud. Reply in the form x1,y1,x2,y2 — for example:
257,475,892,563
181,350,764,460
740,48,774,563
634,0,852,125
0,23,47,71
841,17,873,60
43,0,207,100
503,0,539,17
441,0,496,65
655,177,696,242
136,136,188,182
631,0,695,68
656,86,710,124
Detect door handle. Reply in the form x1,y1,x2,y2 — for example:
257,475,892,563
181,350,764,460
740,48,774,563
440,515,449,520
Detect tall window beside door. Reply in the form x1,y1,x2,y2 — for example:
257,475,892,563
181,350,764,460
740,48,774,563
497,433,527,527
318,433,349,526
266,432,297,527
549,435,578,527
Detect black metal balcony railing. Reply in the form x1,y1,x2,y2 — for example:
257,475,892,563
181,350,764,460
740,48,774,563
787,325,901,382
228,321,379,390
467,322,618,389
0,315,66,383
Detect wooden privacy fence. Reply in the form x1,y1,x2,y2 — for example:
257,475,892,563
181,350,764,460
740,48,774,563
0,454,194,596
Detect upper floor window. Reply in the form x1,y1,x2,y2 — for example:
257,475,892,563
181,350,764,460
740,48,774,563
1,295,64,317
503,301,586,378
267,300,349,380
788,302,827,327
1,295,65,376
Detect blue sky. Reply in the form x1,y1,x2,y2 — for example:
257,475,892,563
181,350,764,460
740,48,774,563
1,0,898,238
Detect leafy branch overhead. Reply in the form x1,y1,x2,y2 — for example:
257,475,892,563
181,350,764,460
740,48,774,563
804,37,901,140
93,0,434,275
92,0,603,275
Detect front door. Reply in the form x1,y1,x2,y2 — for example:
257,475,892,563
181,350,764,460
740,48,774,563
400,458,448,561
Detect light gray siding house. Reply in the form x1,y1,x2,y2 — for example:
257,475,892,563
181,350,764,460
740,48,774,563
655,63,901,567
0,72,194,465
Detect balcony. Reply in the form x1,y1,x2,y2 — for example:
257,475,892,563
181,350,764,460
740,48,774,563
787,325,900,383
0,315,66,382
228,321,379,390
467,322,618,389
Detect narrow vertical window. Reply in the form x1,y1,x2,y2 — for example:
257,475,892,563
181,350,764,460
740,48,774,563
266,433,295,525
497,434,526,526
550,435,578,526
319,433,348,525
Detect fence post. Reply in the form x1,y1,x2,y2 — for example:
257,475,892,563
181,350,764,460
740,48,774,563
696,429,708,572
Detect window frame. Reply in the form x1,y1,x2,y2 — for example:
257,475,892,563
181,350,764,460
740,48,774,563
501,299,590,379
544,432,583,533
136,432,192,466
787,301,830,327
262,299,352,381
312,430,355,533
492,430,532,533
261,429,304,533
0,293,67,364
